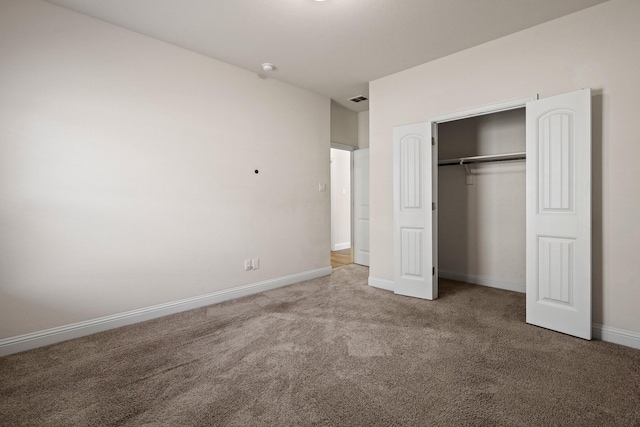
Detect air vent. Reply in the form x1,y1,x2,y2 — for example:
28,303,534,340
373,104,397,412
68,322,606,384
348,95,368,103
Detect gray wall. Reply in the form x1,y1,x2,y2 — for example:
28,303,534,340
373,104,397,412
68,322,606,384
438,109,526,287
370,0,640,334
0,0,330,339
331,100,358,148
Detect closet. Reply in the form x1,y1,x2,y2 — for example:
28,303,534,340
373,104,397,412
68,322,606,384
437,108,526,293
393,89,592,340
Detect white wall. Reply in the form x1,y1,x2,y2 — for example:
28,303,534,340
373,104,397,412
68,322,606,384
438,109,526,287
0,0,330,339
358,111,370,149
331,100,358,148
330,148,351,251
369,0,640,334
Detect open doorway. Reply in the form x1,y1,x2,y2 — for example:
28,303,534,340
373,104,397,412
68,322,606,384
330,147,353,268
437,108,527,294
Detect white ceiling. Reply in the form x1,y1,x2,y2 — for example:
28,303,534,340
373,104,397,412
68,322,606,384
44,0,607,112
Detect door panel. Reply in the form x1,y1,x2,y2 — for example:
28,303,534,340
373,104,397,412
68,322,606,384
394,123,435,300
526,89,591,339
353,149,370,266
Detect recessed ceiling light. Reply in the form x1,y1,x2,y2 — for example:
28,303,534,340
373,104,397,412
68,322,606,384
261,63,275,72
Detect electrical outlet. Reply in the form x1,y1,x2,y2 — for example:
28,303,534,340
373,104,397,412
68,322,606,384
244,259,252,271
252,258,260,270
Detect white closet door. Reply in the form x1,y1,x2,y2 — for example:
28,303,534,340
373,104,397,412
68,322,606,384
393,123,436,300
526,89,591,339
353,149,370,266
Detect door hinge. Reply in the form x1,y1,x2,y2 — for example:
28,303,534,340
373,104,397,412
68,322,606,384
433,267,435,275
432,202,435,210
431,137,435,146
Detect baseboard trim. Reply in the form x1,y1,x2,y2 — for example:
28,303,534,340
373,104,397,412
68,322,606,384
0,266,332,357
438,269,526,294
366,274,639,350
368,276,394,292
592,324,640,350
332,242,351,251
4,268,637,356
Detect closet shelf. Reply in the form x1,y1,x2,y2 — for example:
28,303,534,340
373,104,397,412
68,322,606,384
438,152,526,167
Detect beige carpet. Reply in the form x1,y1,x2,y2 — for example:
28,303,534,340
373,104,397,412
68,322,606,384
1,264,639,426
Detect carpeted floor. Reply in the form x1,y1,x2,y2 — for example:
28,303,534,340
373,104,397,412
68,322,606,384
1,264,639,426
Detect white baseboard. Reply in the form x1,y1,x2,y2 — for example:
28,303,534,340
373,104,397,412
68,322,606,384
438,269,526,294
592,324,640,350
368,276,394,292
369,273,640,350
3,268,638,356
369,272,525,295
332,242,351,251
0,266,332,357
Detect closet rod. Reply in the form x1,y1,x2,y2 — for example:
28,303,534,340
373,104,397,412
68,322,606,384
438,152,526,166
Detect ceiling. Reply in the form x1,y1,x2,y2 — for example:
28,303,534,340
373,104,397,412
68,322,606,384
44,0,607,113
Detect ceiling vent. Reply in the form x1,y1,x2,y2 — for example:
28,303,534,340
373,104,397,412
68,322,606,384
348,95,368,103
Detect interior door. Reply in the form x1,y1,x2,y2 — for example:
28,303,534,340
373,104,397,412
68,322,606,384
353,149,370,266
393,123,436,299
526,89,592,339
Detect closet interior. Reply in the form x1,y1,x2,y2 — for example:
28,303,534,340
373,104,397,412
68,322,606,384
437,108,527,292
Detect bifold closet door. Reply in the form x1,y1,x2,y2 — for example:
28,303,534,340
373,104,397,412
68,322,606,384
393,123,436,300
526,89,592,340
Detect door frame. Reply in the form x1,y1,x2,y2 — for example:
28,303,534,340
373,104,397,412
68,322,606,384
428,95,538,297
330,142,356,263
394,92,593,339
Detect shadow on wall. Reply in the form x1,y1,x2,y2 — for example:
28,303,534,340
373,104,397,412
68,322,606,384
591,92,604,326
437,117,477,276
437,109,526,284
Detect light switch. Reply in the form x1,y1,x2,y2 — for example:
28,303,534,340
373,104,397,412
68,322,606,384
318,183,327,192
